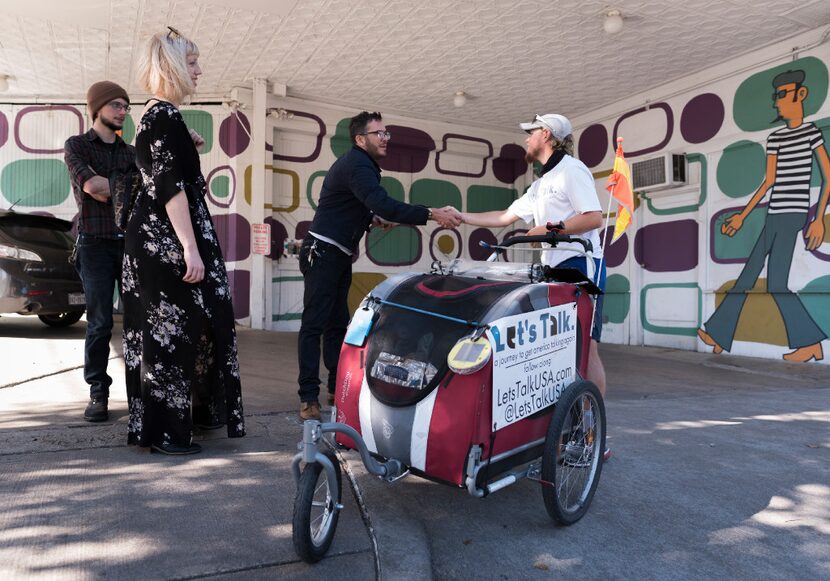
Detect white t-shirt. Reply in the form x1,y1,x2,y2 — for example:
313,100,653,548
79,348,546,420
508,154,603,265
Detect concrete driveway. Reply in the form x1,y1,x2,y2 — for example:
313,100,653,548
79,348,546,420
1,313,828,580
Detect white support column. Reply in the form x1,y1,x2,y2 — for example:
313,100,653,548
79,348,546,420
250,78,267,329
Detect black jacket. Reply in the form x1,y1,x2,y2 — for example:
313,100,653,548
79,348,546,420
310,146,429,252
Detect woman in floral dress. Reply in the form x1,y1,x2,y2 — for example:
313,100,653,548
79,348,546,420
123,28,245,455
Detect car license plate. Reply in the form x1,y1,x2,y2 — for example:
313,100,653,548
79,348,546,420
68,292,86,305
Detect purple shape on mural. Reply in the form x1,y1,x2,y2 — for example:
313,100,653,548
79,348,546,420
469,228,498,261
273,111,326,163
379,125,435,173
492,143,528,183
601,227,628,268
295,221,312,241
228,269,250,320
613,103,674,158
15,106,84,154
634,219,698,272
680,93,724,144
213,213,251,262
578,124,609,168
435,134,493,178
219,112,251,157
0,112,7,148
265,216,288,261
499,229,528,263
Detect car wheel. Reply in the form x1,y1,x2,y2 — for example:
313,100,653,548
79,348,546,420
38,311,84,327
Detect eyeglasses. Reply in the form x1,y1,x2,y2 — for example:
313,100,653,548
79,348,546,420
772,87,798,101
108,102,131,113
362,130,391,141
167,25,182,40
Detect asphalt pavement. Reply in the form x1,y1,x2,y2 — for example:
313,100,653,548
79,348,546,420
1,313,828,580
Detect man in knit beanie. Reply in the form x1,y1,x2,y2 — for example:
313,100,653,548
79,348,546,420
64,81,136,422
86,81,130,123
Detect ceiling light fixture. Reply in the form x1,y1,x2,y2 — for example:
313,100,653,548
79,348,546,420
603,9,624,34
453,91,467,107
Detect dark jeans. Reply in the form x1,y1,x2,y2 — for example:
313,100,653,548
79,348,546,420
75,234,123,400
297,237,352,403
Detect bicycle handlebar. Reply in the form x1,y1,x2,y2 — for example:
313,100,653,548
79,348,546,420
480,231,594,254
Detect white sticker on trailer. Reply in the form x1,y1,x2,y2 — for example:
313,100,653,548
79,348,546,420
486,302,577,431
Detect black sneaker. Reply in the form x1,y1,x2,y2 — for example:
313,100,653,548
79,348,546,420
84,398,108,422
150,442,202,455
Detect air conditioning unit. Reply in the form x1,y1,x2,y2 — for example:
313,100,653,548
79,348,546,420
631,154,687,191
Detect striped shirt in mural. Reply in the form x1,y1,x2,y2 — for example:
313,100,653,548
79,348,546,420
767,122,823,214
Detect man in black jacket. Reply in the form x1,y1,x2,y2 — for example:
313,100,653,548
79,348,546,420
297,111,461,420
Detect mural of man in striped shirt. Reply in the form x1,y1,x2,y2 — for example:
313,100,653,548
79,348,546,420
698,69,829,362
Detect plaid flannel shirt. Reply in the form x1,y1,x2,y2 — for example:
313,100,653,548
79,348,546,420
64,128,136,239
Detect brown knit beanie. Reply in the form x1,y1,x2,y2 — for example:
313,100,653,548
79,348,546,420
86,81,130,120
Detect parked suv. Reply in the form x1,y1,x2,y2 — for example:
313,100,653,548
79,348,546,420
0,210,86,327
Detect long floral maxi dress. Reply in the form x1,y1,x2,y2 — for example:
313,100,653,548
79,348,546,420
122,100,245,448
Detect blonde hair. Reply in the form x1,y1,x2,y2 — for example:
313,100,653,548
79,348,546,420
136,29,199,104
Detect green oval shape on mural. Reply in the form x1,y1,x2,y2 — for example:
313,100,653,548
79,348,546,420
410,179,461,210
331,117,352,158
181,110,213,154
211,175,230,198
713,206,766,261
716,140,766,198
733,56,828,132
381,176,405,202
121,115,136,144
467,185,517,212
1,159,70,207
366,225,421,266
604,274,630,324
306,170,327,210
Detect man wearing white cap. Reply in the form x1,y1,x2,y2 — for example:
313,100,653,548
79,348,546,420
461,113,608,429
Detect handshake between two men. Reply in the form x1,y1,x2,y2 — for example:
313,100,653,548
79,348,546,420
372,205,464,230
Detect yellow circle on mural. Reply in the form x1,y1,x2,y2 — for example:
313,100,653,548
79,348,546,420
437,234,455,255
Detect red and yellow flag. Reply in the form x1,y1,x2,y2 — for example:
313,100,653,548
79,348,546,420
605,139,633,243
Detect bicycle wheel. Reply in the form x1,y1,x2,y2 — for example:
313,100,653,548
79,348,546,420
541,380,605,525
292,450,342,562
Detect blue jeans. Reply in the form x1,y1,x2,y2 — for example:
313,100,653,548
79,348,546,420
75,234,123,399
297,237,352,403
557,256,606,341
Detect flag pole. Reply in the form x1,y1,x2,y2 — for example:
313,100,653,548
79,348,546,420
590,137,624,336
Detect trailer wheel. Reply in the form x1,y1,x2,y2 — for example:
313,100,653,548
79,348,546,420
292,450,342,562
541,380,605,525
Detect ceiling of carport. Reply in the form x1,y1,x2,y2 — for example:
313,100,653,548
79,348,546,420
0,0,828,130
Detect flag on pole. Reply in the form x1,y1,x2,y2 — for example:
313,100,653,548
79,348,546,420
605,139,634,243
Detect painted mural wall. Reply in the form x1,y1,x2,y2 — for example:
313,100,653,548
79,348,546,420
2,29,826,366
261,100,533,330
0,99,533,330
571,37,830,365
